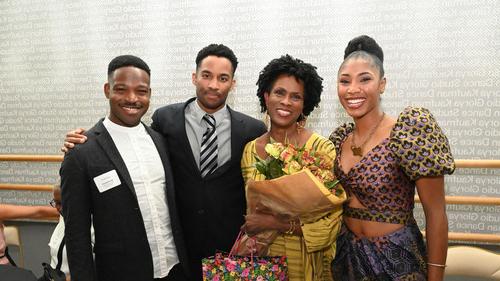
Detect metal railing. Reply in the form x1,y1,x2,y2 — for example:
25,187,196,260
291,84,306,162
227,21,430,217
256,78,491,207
1,155,500,242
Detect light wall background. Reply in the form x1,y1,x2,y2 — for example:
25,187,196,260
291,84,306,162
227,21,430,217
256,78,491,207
1,0,499,243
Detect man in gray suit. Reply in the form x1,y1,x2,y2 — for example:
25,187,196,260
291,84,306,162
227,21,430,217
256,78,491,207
60,55,189,281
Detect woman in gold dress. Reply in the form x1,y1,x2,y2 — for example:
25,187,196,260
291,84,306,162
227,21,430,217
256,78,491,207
241,55,343,281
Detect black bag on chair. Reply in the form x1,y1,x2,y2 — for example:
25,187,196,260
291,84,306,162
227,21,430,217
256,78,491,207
4,246,17,267
40,262,66,281
39,237,66,281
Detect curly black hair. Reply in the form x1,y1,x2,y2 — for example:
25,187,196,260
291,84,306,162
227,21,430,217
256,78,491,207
195,44,238,75
256,54,323,120
342,35,384,77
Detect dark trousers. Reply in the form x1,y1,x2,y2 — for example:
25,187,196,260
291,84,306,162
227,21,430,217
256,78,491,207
188,258,203,281
154,263,188,281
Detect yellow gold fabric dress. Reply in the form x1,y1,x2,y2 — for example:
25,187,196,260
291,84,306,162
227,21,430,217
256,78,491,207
241,133,342,281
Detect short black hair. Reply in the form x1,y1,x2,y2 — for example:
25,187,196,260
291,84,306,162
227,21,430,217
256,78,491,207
195,44,238,75
107,55,151,79
256,54,323,120
342,35,384,77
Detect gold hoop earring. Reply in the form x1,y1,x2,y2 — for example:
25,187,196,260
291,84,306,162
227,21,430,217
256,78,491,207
264,111,270,130
297,114,306,134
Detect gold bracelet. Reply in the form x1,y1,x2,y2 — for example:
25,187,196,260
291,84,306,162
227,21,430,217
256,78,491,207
285,220,295,235
427,262,447,268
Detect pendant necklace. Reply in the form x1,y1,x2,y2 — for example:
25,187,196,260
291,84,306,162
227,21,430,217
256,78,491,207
351,112,385,157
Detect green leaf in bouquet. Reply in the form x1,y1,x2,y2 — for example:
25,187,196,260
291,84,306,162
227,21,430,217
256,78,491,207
334,186,344,197
324,179,339,189
268,158,285,179
254,155,270,178
325,179,344,196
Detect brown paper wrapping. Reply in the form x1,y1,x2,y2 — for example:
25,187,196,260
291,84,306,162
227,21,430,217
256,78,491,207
236,169,346,255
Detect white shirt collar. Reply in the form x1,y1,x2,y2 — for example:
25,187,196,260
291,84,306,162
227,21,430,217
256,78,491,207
103,117,144,133
192,99,228,127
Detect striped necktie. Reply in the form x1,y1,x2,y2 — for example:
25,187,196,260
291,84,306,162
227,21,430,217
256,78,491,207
200,114,218,177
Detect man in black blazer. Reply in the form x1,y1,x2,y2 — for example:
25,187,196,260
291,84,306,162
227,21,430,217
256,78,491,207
151,44,267,280
62,45,267,280
60,55,189,281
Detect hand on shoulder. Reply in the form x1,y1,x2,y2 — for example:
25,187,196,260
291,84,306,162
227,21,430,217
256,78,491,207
61,128,87,153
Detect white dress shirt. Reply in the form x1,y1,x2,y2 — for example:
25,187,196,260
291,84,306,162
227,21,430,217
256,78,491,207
48,215,95,275
103,117,178,278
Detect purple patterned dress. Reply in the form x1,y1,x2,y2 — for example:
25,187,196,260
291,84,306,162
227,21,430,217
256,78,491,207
330,107,455,281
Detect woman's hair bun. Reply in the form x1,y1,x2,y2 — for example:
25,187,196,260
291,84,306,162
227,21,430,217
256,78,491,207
344,35,383,63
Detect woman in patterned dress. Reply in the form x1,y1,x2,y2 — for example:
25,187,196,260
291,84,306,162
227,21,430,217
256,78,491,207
330,35,455,281
241,55,343,281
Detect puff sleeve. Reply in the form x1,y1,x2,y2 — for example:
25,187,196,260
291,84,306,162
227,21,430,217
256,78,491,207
389,107,455,181
328,123,354,151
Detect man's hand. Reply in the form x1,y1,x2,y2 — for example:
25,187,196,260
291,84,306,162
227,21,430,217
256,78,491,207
61,128,87,153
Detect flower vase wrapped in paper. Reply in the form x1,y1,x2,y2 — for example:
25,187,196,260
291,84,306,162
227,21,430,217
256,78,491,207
237,142,347,256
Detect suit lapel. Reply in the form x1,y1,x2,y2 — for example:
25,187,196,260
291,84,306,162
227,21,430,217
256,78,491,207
178,98,200,174
228,106,246,164
94,120,136,198
146,126,178,216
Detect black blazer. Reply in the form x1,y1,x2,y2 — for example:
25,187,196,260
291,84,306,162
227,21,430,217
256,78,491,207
151,98,267,279
60,119,189,281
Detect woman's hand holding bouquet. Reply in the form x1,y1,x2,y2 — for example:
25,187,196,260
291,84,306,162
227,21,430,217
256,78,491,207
238,142,346,256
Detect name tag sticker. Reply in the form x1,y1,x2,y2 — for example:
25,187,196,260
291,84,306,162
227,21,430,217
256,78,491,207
93,170,121,193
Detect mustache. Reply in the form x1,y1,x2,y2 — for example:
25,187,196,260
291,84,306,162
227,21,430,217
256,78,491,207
205,90,220,96
120,102,143,108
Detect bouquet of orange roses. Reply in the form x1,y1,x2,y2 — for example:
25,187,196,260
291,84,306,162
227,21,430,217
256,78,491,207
237,142,347,255
255,142,343,196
